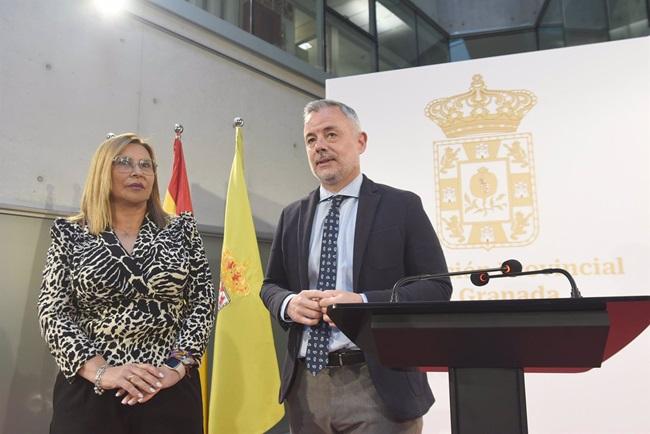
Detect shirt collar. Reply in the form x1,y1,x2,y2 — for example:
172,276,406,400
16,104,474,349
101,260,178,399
319,173,363,202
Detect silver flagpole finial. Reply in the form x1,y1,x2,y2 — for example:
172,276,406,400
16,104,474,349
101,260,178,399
233,117,244,128
174,123,184,136
106,132,116,139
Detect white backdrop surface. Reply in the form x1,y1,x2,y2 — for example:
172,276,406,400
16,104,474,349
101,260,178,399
327,37,650,433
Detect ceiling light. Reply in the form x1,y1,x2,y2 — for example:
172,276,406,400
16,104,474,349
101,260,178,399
298,42,313,50
94,0,127,16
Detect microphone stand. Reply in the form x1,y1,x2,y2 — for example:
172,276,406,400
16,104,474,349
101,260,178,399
483,268,582,298
389,260,521,303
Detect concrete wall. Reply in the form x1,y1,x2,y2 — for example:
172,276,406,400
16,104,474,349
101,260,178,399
0,0,324,235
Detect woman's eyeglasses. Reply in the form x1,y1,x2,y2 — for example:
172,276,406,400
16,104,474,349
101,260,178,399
112,156,157,175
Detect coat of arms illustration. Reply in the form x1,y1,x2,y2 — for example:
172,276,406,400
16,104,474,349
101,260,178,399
425,74,539,250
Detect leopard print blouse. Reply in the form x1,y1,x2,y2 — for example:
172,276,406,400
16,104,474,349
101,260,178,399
38,212,216,380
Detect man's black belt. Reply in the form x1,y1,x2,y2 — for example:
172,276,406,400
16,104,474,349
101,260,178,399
327,350,365,367
305,350,366,368
299,350,365,367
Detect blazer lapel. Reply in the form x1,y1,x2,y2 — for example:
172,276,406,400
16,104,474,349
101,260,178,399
353,176,380,290
298,188,320,290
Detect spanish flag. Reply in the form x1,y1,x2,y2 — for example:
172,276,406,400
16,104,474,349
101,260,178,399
162,136,193,215
162,135,210,431
208,125,284,433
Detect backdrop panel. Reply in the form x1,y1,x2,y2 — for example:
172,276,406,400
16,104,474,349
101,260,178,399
327,37,650,434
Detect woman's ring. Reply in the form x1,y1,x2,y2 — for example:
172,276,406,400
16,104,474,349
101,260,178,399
126,374,135,382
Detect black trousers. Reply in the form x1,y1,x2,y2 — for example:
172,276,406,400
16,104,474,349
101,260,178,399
50,372,203,434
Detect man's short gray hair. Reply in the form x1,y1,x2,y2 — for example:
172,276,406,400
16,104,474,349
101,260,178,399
303,99,362,131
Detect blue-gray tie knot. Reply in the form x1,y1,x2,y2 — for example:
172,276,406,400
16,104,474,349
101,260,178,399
330,195,347,210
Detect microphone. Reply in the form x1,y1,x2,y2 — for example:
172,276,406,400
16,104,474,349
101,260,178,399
470,267,582,298
470,259,522,286
389,259,522,303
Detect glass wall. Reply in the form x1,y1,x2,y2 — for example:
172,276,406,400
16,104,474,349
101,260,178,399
187,0,322,69
461,30,537,59
326,12,376,76
537,0,649,51
183,0,449,78
328,0,370,32
538,0,566,49
286,0,320,67
607,0,650,39
563,0,609,45
180,0,648,80
376,0,417,71
192,0,245,27
417,16,449,65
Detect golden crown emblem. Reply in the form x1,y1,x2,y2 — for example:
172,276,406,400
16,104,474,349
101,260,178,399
425,74,537,138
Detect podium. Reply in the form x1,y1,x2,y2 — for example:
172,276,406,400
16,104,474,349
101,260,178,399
328,296,650,434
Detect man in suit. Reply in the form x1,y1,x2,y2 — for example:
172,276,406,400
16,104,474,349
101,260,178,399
261,99,452,433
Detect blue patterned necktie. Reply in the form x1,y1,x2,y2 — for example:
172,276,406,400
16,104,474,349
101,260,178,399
305,195,346,375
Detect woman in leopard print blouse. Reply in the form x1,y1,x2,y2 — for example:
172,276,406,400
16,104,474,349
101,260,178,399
38,133,216,434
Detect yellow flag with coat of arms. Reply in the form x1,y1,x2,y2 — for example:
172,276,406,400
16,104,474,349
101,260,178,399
207,123,284,433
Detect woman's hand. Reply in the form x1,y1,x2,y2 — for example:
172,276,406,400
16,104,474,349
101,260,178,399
79,356,166,405
104,363,167,404
115,364,185,405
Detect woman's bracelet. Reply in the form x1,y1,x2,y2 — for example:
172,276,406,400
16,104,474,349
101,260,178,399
93,363,109,395
169,350,197,367
169,349,194,362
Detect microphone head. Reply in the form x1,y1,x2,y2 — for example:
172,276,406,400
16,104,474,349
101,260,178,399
470,272,490,287
501,259,522,274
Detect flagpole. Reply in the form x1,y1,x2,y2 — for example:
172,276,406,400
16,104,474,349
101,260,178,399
172,120,210,433
174,123,183,139
163,121,210,431
233,118,244,174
